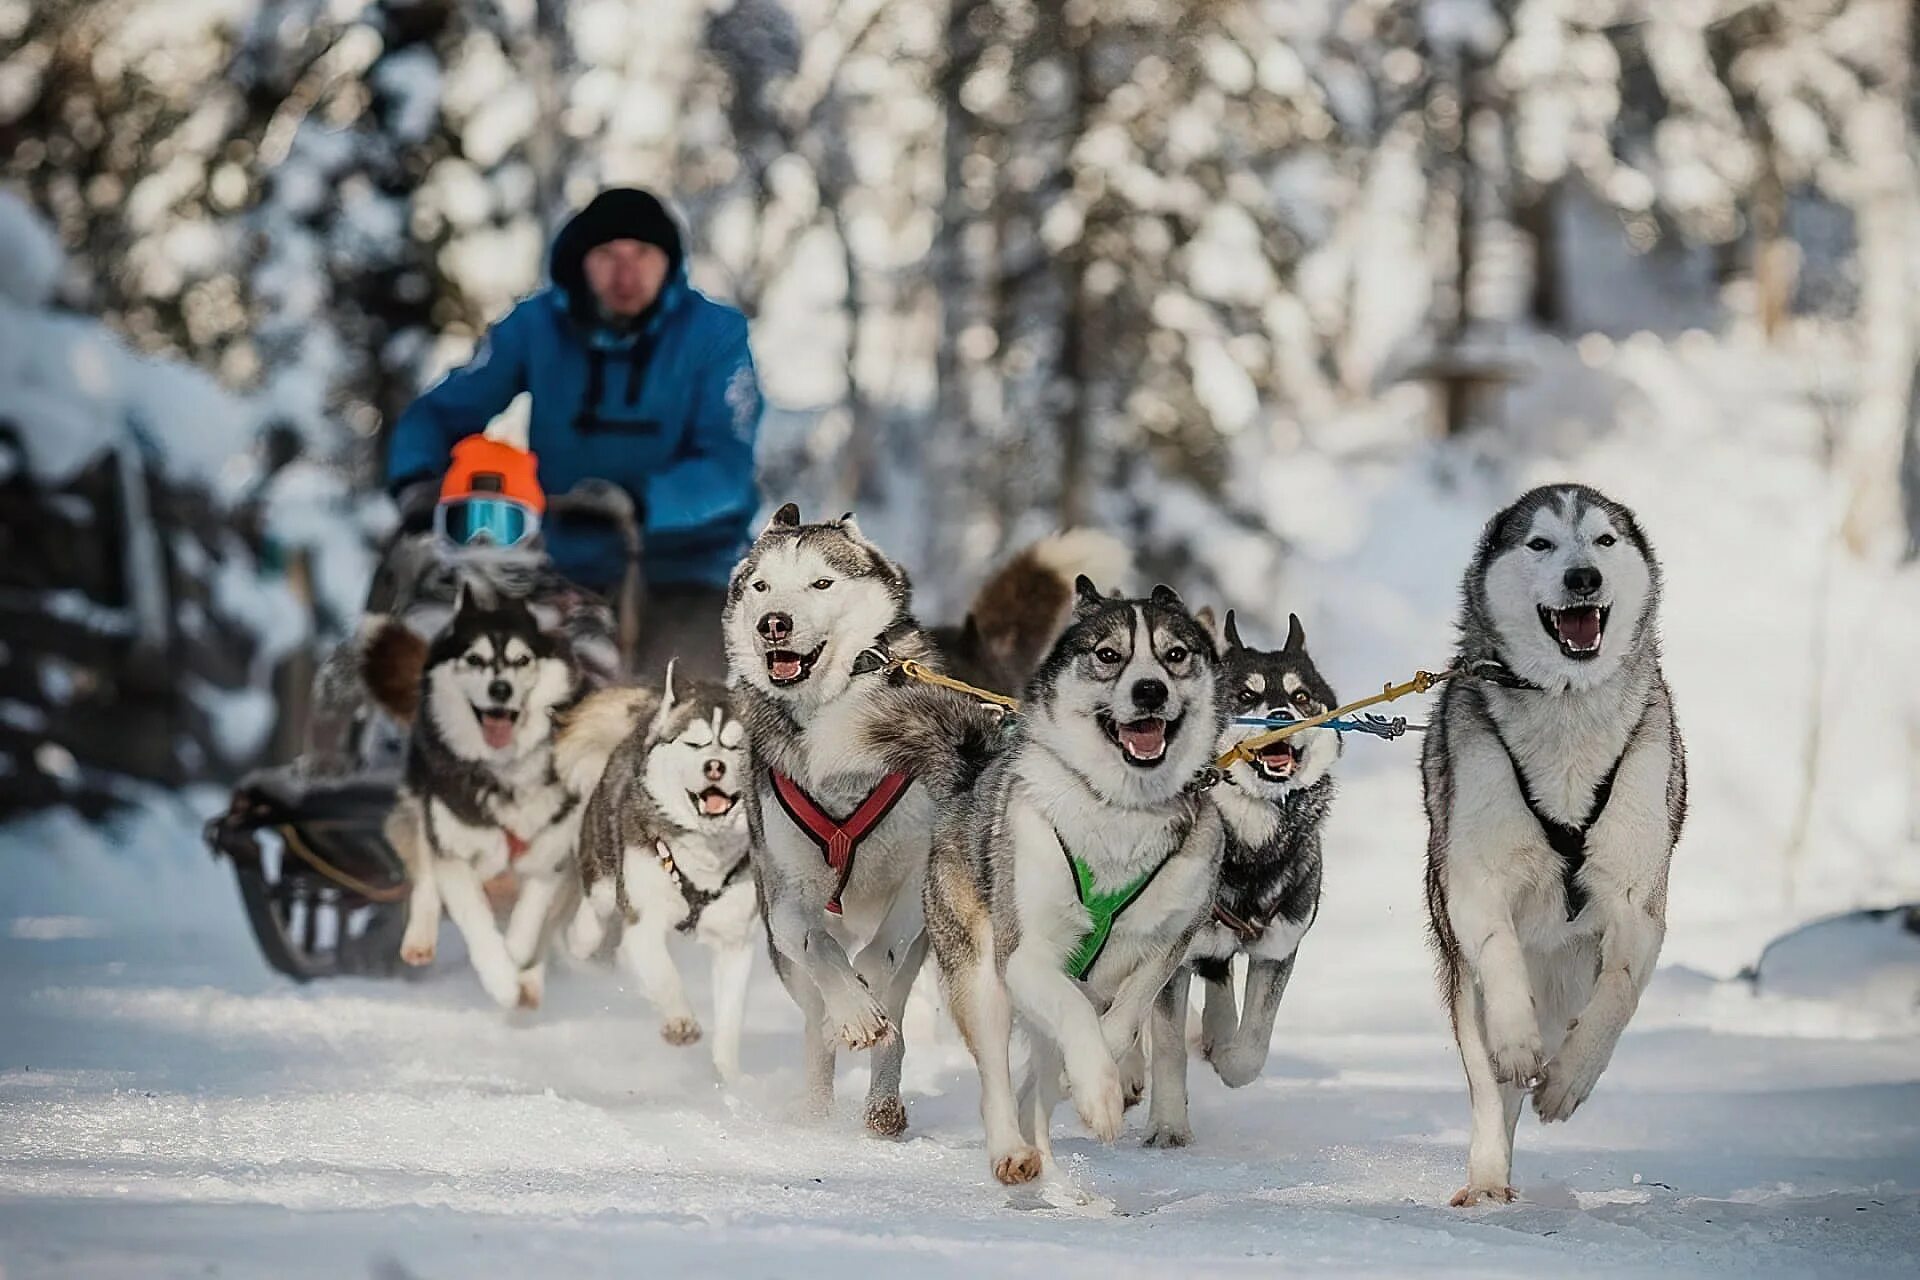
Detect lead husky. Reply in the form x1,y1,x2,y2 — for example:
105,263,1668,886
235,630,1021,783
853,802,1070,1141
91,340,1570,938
556,669,757,1080
1424,484,1686,1206
390,587,587,1009
925,578,1227,1184
1144,610,1341,1146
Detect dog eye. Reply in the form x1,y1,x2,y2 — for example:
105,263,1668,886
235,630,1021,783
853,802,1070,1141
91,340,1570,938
1527,537,1553,552
1293,690,1312,707
1164,645,1188,665
1095,647,1123,665
752,580,769,593
1236,687,1260,707
1595,533,1617,548
465,654,487,669
811,578,834,590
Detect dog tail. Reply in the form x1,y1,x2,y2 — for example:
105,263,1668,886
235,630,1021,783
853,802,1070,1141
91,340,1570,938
962,528,1135,691
553,685,658,797
361,616,429,725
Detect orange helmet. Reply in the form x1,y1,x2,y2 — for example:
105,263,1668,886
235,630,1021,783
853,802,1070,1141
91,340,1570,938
436,436,545,548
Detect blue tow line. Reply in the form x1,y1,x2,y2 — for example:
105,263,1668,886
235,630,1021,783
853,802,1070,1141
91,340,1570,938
1233,714,1428,741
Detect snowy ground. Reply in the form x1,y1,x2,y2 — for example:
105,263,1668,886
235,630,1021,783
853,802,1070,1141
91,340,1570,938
3,772,1917,1279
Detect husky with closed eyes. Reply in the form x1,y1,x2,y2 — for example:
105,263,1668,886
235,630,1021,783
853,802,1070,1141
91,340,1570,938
1425,484,1686,1207
390,587,588,1009
555,667,757,1080
1143,610,1341,1147
924,578,1228,1184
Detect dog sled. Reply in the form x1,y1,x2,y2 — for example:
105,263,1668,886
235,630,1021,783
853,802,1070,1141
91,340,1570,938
204,481,643,982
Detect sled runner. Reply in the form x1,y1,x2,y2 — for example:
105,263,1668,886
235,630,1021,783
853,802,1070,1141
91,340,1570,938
206,481,642,982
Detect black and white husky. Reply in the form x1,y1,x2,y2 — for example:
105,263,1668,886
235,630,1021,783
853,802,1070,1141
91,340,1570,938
1424,484,1687,1207
556,668,756,1081
391,587,587,1009
924,579,1227,1184
1144,611,1340,1146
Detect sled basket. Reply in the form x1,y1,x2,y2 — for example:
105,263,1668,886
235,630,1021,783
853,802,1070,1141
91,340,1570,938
205,768,411,982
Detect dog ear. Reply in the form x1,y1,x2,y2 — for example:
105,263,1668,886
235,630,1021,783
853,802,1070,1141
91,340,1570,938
1193,605,1217,640
1150,583,1183,612
1222,609,1244,650
1073,574,1104,618
661,657,679,710
1285,613,1306,653
766,502,801,532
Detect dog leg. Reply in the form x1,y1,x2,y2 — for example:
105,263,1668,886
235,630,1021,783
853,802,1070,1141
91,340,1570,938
503,871,563,999
1212,955,1295,1088
1020,1035,1066,1169
1448,974,1521,1206
1452,886,1542,1087
399,843,441,967
1143,971,1193,1148
1535,903,1662,1123
1118,1041,1147,1110
709,939,755,1083
617,910,701,1045
436,858,524,1009
953,950,1042,1183
1005,949,1123,1143
767,901,891,1050
859,929,928,1138
1198,971,1238,1062
566,883,612,961
779,972,837,1119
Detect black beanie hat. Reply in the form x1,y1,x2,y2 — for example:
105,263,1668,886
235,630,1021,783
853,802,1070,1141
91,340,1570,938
548,188,684,300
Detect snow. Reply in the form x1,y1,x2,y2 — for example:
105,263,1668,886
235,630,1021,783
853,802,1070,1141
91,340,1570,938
0,190,63,305
2,760,1916,1278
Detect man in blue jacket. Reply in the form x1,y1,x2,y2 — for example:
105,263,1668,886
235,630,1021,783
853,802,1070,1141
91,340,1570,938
387,188,762,679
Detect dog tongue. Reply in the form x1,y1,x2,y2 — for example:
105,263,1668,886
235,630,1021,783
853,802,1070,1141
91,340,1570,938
701,790,734,816
1557,607,1603,651
769,654,803,681
1119,719,1167,760
479,712,515,750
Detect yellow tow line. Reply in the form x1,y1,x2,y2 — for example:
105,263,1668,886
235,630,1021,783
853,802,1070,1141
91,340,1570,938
885,657,1452,772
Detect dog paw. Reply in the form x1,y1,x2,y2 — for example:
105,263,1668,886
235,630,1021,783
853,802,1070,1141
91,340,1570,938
1488,1034,1545,1087
477,965,522,1009
993,1147,1044,1185
1210,1045,1265,1089
864,1094,908,1138
1449,1184,1518,1208
1118,1050,1147,1110
1142,1123,1192,1149
1072,1065,1126,1143
1533,1052,1601,1123
826,990,894,1051
660,1016,702,1046
400,941,435,967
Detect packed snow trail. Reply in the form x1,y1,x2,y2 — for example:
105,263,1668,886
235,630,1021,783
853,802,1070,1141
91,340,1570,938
1,782,1916,1278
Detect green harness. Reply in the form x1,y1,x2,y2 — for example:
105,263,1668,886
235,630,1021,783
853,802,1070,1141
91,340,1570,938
1062,847,1174,981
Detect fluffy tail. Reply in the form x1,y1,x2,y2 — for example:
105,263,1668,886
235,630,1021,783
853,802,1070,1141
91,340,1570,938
959,528,1136,693
553,686,658,797
360,616,429,724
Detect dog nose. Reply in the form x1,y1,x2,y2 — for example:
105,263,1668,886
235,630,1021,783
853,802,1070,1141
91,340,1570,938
487,679,512,703
758,611,792,643
705,759,726,782
1564,565,1603,598
1132,678,1168,711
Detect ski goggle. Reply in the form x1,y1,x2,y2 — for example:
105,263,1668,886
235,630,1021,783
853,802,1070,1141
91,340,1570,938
435,495,541,548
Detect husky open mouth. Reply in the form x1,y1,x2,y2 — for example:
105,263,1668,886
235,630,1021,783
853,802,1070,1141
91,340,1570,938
1097,712,1180,767
1252,741,1297,782
764,643,826,687
472,705,520,750
1539,604,1609,659
689,786,741,818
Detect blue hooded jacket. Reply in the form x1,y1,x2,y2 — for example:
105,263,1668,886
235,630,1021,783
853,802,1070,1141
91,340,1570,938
386,195,763,593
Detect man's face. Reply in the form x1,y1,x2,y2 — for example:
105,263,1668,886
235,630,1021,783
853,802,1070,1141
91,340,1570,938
583,239,669,319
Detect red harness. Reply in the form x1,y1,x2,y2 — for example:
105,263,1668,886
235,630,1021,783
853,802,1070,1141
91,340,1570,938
770,769,913,915
504,830,530,861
